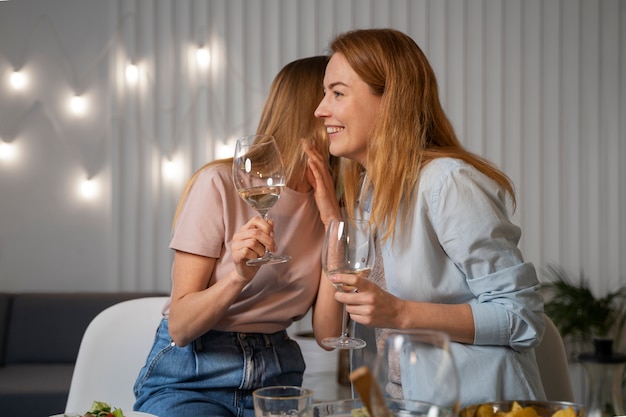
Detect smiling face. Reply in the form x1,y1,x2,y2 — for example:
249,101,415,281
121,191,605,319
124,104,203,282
315,53,382,167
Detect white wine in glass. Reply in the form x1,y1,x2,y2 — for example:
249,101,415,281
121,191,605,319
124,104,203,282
233,134,290,266
321,218,375,349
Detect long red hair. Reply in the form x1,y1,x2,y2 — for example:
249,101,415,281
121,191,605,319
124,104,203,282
330,29,515,242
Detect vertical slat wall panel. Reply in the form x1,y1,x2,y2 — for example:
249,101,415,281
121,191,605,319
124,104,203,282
483,1,504,167
446,0,465,138
521,0,543,266
107,0,625,296
353,0,372,28
390,0,410,31
296,1,316,57
411,0,429,48
151,0,176,290
110,1,125,290
600,0,622,293
280,1,297,60
117,0,140,289
140,0,159,290
190,0,209,171
581,0,601,286
465,0,484,157
621,0,626,291
561,0,583,275
207,0,228,155
502,1,523,223
541,0,562,266
428,1,447,104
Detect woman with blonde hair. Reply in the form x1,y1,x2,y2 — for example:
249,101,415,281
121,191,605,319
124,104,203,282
134,56,337,417
305,28,546,406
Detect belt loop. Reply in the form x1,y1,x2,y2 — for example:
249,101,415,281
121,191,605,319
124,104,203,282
194,336,204,352
263,334,271,347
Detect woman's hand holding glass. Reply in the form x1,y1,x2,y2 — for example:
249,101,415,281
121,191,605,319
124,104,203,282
230,216,278,282
233,134,290,266
321,218,375,349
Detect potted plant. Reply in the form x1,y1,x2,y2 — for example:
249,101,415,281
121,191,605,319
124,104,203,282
541,264,626,360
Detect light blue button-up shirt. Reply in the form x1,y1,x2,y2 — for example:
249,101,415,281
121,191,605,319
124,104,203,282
353,157,546,407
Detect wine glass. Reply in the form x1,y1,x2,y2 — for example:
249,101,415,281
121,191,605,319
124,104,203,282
321,218,375,349
371,330,460,417
233,134,291,266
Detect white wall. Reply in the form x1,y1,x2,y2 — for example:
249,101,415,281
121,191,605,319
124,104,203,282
0,0,624,296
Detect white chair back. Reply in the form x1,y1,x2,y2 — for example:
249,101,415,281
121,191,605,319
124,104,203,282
535,313,575,402
65,296,168,414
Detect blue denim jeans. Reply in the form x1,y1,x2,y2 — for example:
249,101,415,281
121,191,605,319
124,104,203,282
134,319,306,417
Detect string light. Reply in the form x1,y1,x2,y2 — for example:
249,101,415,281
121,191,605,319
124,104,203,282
216,140,235,159
125,63,139,84
79,178,98,199
9,70,27,90
2,26,226,203
69,95,87,115
162,157,183,182
196,47,210,69
0,141,17,162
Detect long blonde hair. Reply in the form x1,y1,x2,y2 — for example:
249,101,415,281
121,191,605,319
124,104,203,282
330,29,515,243
172,56,332,229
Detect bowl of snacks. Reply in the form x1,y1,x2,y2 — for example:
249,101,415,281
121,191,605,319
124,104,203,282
50,401,158,417
459,400,584,417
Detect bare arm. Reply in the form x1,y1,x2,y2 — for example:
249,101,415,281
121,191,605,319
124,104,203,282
312,271,344,349
168,216,277,346
331,273,476,344
302,139,346,348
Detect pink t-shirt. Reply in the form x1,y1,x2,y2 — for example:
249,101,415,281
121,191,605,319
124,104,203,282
167,163,324,333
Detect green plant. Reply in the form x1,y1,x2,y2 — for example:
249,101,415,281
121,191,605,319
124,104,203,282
541,264,626,353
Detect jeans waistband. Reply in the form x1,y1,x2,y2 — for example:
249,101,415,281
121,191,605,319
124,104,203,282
194,329,289,352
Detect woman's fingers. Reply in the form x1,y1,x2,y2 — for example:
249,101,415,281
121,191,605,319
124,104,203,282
302,139,342,223
231,217,277,262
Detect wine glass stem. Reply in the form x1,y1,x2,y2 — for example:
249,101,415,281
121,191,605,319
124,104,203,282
259,210,272,257
341,304,350,338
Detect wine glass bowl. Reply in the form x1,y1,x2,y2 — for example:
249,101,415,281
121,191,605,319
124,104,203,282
371,330,460,417
233,135,291,266
321,218,375,349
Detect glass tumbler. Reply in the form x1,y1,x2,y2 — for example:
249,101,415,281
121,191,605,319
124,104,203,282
253,386,313,417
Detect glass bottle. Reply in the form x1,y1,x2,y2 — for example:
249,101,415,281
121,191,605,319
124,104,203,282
579,338,626,417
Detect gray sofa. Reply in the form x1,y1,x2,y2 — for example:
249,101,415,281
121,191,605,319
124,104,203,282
0,292,166,417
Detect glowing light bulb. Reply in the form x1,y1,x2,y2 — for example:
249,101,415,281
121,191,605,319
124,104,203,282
196,47,210,68
0,141,17,161
9,71,27,90
163,158,182,180
216,141,235,159
126,64,139,84
79,178,97,199
69,95,87,115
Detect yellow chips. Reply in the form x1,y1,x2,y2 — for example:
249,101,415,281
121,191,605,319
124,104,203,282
351,407,371,417
551,407,577,417
462,401,579,417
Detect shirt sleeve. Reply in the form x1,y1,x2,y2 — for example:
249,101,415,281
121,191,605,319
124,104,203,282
431,164,545,350
170,166,227,258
